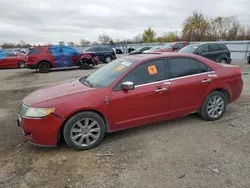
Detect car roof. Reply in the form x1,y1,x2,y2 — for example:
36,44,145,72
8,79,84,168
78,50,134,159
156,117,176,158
121,52,203,61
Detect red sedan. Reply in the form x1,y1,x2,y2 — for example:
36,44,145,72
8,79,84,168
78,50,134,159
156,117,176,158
17,53,243,150
0,51,26,68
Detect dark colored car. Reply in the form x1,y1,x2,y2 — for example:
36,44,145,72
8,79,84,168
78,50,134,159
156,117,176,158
85,45,116,63
128,47,135,53
154,42,189,52
0,51,26,68
179,43,231,64
25,45,99,73
129,46,152,55
18,52,243,150
247,53,250,64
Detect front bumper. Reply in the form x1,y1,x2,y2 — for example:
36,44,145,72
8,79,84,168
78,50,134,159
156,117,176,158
17,114,64,146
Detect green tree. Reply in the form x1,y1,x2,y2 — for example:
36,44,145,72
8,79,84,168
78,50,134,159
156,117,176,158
182,10,210,41
143,27,156,42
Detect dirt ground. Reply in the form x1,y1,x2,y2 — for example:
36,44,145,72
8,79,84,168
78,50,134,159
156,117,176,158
0,60,250,188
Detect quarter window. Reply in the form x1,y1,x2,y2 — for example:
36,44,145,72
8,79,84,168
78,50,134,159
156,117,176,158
169,58,210,78
116,59,165,89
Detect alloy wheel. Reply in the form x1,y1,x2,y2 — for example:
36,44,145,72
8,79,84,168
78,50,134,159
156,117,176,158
70,118,101,147
207,95,225,118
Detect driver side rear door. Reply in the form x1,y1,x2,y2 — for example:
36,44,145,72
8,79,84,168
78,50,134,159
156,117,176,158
109,58,170,131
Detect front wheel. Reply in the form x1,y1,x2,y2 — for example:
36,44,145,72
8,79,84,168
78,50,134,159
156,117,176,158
198,91,227,121
38,61,51,73
63,112,106,150
219,58,227,64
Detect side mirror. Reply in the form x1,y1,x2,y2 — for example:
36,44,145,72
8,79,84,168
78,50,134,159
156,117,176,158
196,51,202,55
121,81,134,90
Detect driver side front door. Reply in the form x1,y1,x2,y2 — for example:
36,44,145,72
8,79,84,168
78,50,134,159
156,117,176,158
109,58,170,131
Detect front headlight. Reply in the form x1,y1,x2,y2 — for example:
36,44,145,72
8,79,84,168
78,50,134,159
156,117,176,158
25,107,55,118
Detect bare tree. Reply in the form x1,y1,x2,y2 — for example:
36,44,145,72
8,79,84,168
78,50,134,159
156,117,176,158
98,34,111,44
133,34,143,43
79,39,90,46
58,41,65,45
67,42,74,47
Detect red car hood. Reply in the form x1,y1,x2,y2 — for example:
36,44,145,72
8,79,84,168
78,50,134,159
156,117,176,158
23,78,94,107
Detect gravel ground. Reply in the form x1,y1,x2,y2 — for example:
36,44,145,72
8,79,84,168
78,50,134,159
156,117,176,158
0,60,250,188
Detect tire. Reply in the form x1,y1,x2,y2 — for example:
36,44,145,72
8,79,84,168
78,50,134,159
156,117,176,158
18,61,25,68
219,58,227,64
104,56,112,63
38,61,51,73
248,59,250,64
198,91,227,121
78,59,91,70
63,111,106,150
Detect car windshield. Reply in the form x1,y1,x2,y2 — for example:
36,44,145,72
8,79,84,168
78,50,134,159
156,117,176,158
179,45,200,53
133,48,143,52
163,43,174,49
81,58,136,88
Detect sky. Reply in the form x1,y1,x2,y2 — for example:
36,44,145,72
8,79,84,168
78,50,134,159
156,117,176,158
0,0,250,44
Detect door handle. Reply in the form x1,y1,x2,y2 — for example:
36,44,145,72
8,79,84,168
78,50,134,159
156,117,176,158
155,88,167,92
202,79,212,83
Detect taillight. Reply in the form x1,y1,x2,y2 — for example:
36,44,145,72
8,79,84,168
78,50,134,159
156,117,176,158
235,68,241,74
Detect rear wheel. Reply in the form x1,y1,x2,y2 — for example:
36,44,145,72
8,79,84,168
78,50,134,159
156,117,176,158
219,58,227,64
63,112,106,150
18,61,25,68
38,61,51,73
104,56,112,63
198,91,227,121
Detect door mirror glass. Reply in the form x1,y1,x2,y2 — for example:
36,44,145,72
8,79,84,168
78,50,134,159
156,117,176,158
121,81,134,90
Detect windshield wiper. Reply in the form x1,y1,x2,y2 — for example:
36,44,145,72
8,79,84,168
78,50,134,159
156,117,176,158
82,79,93,88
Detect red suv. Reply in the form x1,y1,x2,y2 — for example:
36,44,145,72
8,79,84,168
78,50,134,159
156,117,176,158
26,45,99,73
18,53,243,150
154,42,189,52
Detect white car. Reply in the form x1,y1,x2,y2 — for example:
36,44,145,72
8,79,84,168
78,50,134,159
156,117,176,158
143,46,162,53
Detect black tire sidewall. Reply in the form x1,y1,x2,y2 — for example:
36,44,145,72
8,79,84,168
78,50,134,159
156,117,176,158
200,91,227,121
18,61,25,68
104,56,112,63
38,61,50,73
63,112,105,150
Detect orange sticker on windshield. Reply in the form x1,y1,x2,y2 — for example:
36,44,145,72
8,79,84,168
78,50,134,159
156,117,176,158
148,65,158,75
116,65,125,71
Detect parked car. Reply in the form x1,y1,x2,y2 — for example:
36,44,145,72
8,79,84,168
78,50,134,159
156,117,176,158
153,42,189,52
247,52,250,64
129,46,152,55
179,43,231,64
143,46,162,53
0,51,26,68
85,45,116,63
18,52,243,150
25,45,99,73
128,47,135,53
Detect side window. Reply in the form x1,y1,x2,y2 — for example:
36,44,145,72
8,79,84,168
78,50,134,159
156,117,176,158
100,46,111,51
7,52,17,57
174,43,182,49
27,48,41,55
86,47,97,51
209,44,220,52
115,59,165,90
63,47,77,54
218,44,227,51
51,47,63,53
197,45,209,53
169,58,209,78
